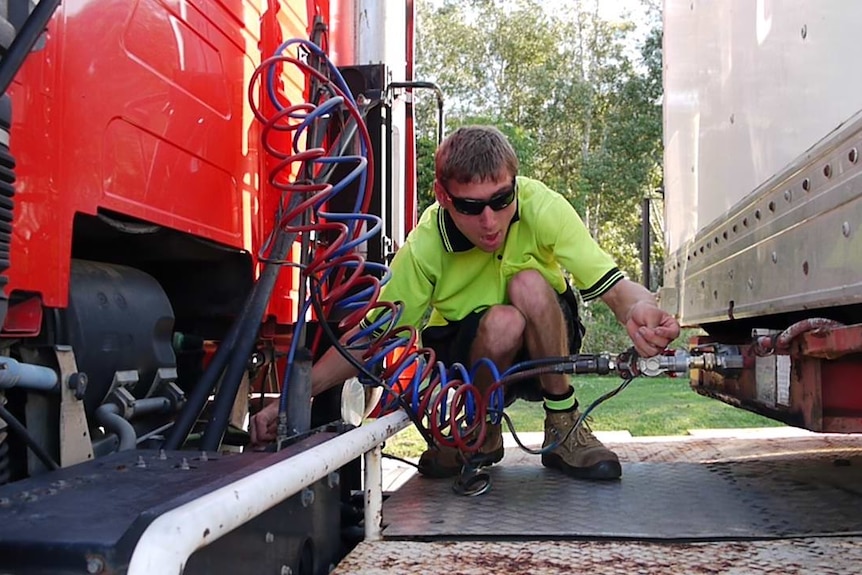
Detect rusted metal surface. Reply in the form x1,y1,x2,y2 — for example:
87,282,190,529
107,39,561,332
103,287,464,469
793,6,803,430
801,323,862,359
805,324,862,432
344,438,862,575
335,538,862,574
792,325,862,432
382,435,862,539
350,435,862,573
688,338,802,427
503,432,862,464
579,433,861,464
689,330,862,432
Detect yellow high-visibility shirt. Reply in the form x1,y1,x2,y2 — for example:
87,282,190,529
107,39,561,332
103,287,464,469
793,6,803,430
362,176,623,333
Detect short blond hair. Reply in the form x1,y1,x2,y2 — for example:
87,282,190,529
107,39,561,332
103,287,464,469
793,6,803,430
434,125,518,186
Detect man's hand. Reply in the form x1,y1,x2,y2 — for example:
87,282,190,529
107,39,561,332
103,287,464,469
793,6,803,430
624,300,681,358
249,401,279,447
600,280,681,358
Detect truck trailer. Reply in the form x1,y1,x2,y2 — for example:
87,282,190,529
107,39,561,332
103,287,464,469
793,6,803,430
661,0,862,434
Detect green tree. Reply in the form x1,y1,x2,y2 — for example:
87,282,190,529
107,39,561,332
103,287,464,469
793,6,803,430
415,116,539,215
414,0,663,284
416,135,436,215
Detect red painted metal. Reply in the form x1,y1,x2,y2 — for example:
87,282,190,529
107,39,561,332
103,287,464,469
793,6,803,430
1,296,43,337
821,361,862,412
10,0,254,307
802,324,862,431
330,0,355,66
4,0,331,327
260,0,296,325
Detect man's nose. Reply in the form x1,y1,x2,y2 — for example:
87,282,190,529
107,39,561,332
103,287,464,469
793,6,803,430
479,205,495,225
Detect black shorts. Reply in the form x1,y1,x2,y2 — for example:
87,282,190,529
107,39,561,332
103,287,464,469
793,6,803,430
421,286,585,403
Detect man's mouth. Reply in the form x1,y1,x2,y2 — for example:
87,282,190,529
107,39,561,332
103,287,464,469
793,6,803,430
481,231,499,244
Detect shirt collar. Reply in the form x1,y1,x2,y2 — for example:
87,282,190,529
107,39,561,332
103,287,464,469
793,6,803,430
436,198,521,253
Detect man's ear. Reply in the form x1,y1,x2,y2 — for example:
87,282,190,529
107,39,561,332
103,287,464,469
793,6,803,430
433,179,448,207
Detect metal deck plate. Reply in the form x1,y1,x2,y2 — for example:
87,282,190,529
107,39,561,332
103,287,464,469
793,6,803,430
335,538,862,575
383,436,862,540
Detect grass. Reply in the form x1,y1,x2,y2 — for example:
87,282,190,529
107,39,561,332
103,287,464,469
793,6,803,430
382,375,783,459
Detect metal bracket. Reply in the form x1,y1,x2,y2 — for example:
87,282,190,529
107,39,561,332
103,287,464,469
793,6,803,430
107,369,139,399
145,367,179,398
55,345,94,467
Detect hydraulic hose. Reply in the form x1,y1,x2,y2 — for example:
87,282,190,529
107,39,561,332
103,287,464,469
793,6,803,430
162,285,258,449
0,357,59,391
98,397,172,452
0,426,8,484
199,229,300,451
171,37,376,452
164,42,349,450
95,403,136,451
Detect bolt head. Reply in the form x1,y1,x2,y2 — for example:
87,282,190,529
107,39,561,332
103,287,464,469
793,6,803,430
86,556,104,574
68,373,88,400
301,487,315,508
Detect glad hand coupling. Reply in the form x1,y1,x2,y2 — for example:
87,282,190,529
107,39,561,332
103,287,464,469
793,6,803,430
554,347,744,380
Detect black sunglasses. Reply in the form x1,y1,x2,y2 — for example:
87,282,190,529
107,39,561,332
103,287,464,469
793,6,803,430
442,178,518,216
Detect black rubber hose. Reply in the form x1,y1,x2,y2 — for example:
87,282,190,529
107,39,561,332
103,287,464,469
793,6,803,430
185,50,340,451
162,289,255,449
199,223,301,451
198,71,330,450
0,430,9,484
163,227,297,450
0,402,59,471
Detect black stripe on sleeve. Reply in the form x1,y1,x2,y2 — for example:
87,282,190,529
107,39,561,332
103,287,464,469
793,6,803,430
579,267,625,301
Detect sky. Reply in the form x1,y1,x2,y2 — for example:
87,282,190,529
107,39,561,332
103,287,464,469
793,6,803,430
596,0,658,23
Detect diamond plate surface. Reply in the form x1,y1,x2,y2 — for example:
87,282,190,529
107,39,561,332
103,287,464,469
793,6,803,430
383,436,862,539
335,538,862,575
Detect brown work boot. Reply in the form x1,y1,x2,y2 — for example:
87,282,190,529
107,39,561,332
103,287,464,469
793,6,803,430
417,423,504,478
541,409,621,480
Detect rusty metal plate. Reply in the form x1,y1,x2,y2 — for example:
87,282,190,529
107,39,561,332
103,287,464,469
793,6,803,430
383,436,862,540
504,433,862,464
335,538,862,575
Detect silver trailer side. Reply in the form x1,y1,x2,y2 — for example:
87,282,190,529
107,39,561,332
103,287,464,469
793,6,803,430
662,0,862,328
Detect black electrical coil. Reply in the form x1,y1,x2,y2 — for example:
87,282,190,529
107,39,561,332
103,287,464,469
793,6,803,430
0,428,8,485
0,94,14,329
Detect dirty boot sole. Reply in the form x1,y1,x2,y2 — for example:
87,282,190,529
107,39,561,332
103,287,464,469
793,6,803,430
541,453,622,480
